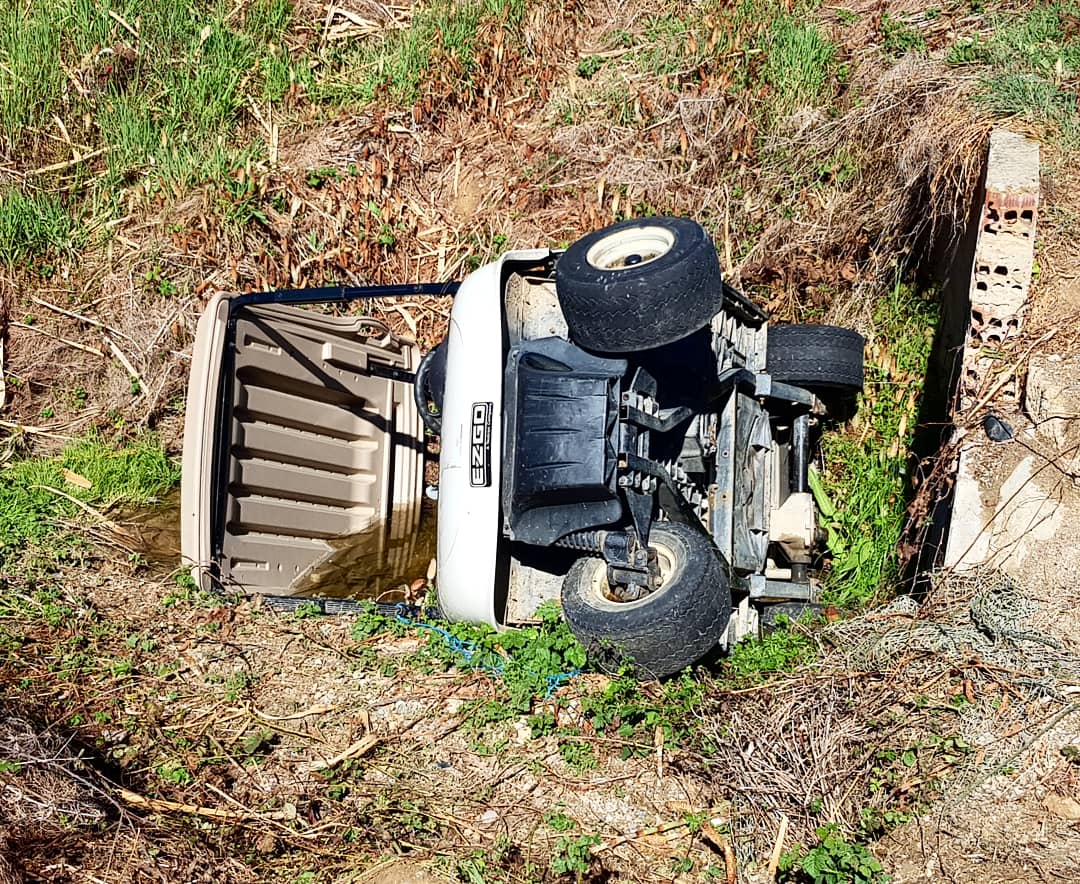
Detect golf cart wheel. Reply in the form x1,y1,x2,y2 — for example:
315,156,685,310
766,324,865,412
412,340,447,434
561,522,731,679
556,217,722,352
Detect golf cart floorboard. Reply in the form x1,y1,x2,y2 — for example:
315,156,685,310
183,299,425,596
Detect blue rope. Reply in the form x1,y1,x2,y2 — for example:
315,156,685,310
394,605,577,696
394,606,505,675
544,669,581,698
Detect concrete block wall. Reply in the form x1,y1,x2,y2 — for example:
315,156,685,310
960,130,1039,408
944,129,1040,571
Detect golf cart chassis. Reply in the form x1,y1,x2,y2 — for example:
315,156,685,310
435,249,823,646
180,245,827,654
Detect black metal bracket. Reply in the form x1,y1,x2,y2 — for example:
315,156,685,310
722,281,768,326
624,487,654,550
226,280,460,313
603,530,653,599
706,367,818,410
621,404,695,434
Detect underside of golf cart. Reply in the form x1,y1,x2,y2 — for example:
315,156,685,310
181,217,864,678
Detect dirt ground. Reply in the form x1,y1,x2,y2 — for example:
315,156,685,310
2,1,1080,882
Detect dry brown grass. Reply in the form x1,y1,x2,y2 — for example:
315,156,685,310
0,0,997,444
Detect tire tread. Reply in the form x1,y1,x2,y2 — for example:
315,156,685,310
556,217,723,352
561,522,731,679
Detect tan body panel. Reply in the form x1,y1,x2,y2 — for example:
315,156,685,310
182,297,424,596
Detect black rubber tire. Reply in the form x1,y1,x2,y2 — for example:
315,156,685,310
766,324,865,395
561,522,731,679
555,216,722,352
412,340,447,434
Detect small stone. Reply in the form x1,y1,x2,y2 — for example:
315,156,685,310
1043,794,1080,821
983,412,1014,442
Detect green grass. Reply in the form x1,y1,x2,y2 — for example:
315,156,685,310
761,15,837,112
0,0,288,256
0,1,264,160
313,0,528,105
978,71,1077,133
0,0,536,264
60,433,179,503
90,10,269,189
949,3,1080,138
0,189,79,267
0,2,64,150
985,2,1080,72
813,281,937,607
627,1,838,104
245,0,293,44
0,431,179,565
632,12,705,75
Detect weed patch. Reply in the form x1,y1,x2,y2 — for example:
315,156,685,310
879,14,926,57
725,618,816,678
0,432,178,566
352,599,585,710
550,833,602,877
762,15,837,113
345,600,721,757
814,281,937,607
779,824,888,884
0,189,79,267
579,669,709,748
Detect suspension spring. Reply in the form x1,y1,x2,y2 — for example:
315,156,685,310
554,530,605,553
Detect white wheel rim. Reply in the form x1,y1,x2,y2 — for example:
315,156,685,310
585,226,675,271
590,541,675,606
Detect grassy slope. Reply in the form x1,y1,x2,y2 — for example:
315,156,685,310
1,0,1080,881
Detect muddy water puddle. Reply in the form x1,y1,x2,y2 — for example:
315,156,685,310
288,503,437,602
117,491,436,603
113,489,182,563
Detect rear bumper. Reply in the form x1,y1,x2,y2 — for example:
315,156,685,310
181,295,231,590
435,249,551,626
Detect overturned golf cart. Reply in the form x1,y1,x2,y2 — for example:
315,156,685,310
181,217,863,678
